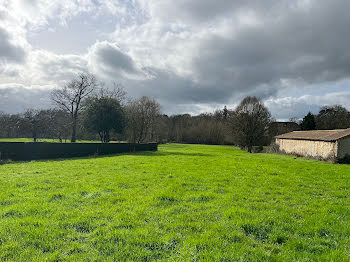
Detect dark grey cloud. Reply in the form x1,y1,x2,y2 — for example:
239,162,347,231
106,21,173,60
0,27,26,64
0,85,52,113
116,67,277,116
151,0,283,24
113,0,350,115
104,0,350,116
103,0,350,116
88,41,144,79
187,0,350,103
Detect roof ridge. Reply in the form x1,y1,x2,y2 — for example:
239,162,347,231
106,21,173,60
275,128,350,141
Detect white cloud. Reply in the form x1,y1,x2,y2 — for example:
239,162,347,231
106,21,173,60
6,0,93,28
28,50,88,85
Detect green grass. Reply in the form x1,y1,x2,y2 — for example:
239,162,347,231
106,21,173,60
0,144,349,261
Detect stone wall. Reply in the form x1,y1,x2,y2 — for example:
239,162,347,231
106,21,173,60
337,137,350,158
276,138,337,159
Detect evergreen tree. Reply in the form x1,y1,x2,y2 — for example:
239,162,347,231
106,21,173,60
316,105,350,130
300,112,316,130
223,106,228,120
83,97,125,143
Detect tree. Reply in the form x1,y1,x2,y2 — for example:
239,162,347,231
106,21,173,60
223,106,228,120
83,97,125,143
300,112,316,130
23,109,45,142
51,73,97,142
289,117,300,124
0,112,4,137
167,114,192,142
315,105,350,130
126,96,161,143
231,96,271,153
0,113,22,138
96,83,127,105
44,109,71,142
0,112,9,137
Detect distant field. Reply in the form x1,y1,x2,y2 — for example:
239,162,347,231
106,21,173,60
0,144,349,261
0,138,124,143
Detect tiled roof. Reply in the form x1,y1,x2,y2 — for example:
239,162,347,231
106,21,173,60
275,128,350,142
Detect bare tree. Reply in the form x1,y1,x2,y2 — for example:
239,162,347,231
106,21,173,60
51,73,97,142
167,114,192,142
0,112,7,137
231,96,271,153
289,117,301,124
0,113,22,138
126,96,161,143
42,109,71,142
96,83,127,105
23,109,44,142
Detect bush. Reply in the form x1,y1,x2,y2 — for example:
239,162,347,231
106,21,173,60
337,154,350,164
267,143,280,153
252,145,264,153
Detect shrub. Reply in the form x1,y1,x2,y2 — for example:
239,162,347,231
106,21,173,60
252,145,264,153
267,143,280,153
337,154,350,164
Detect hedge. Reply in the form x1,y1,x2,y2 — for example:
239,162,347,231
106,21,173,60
0,142,158,161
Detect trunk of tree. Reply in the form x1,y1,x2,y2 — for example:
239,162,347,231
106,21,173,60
247,145,252,153
99,131,110,143
71,117,77,143
105,132,110,143
137,130,143,144
33,130,37,142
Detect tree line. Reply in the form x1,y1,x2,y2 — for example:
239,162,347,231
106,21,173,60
1,73,350,152
300,105,350,131
0,73,162,144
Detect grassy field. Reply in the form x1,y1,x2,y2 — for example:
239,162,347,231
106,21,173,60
0,144,349,261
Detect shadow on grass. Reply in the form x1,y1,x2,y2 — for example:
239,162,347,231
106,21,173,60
89,150,213,159
139,151,213,157
0,150,213,165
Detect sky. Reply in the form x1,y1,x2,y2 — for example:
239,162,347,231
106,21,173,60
1,0,350,119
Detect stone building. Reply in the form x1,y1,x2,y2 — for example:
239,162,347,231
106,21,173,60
275,128,350,160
